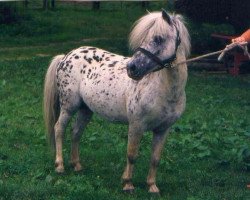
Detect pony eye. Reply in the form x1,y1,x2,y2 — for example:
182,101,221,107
153,36,164,45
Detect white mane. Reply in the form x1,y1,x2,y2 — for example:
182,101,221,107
129,12,191,57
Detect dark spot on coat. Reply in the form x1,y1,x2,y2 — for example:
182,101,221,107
80,69,85,74
135,90,141,103
88,47,96,50
93,55,100,62
83,56,92,64
108,61,118,67
57,62,65,72
81,50,89,53
61,50,73,62
87,58,92,64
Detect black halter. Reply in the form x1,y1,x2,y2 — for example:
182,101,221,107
134,25,181,72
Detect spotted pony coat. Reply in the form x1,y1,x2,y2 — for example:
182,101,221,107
56,47,131,122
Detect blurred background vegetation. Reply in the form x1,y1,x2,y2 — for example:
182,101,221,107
1,0,249,55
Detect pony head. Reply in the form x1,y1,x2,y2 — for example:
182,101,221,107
127,10,190,80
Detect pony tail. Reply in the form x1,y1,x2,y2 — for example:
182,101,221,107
43,55,64,149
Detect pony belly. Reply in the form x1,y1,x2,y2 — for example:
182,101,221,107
82,94,128,123
79,80,129,123
93,105,128,123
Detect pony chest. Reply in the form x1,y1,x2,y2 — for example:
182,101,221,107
127,89,185,129
161,104,184,125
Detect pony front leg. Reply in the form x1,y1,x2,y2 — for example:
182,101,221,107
122,126,143,192
147,128,169,193
54,109,71,173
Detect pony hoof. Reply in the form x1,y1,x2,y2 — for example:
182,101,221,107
123,183,135,193
148,184,160,194
55,163,65,174
73,162,82,172
55,166,65,174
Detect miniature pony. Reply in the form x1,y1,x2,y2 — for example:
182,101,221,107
44,10,190,193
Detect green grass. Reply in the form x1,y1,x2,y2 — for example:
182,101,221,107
1,57,250,200
0,2,168,60
1,3,250,200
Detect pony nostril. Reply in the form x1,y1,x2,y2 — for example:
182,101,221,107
129,64,136,72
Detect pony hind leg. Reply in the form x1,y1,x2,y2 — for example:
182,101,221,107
54,109,72,173
70,106,93,172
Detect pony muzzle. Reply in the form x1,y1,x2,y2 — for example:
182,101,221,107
126,61,143,80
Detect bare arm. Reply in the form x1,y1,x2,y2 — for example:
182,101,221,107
232,29,250,43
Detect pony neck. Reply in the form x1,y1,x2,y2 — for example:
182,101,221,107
161,56,188,99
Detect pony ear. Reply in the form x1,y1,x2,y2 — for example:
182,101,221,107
162,9,172,25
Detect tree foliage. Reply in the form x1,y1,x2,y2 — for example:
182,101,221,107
43,0,55,9
175,0,250,33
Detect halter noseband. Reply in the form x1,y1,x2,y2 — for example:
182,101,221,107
134,24,181,72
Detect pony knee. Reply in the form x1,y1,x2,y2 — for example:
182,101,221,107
71,127,83,141
127,154,137,164
71,120,85,141
150,157,160,168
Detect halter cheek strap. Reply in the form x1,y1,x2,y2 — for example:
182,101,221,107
135,47,166,69
134,25,181,72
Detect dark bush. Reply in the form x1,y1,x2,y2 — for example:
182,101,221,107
187,20,235,54
175,0,250,34
0,3,20,24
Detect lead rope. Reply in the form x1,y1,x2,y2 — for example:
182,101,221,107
122,42,249,71
173,42,249,67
